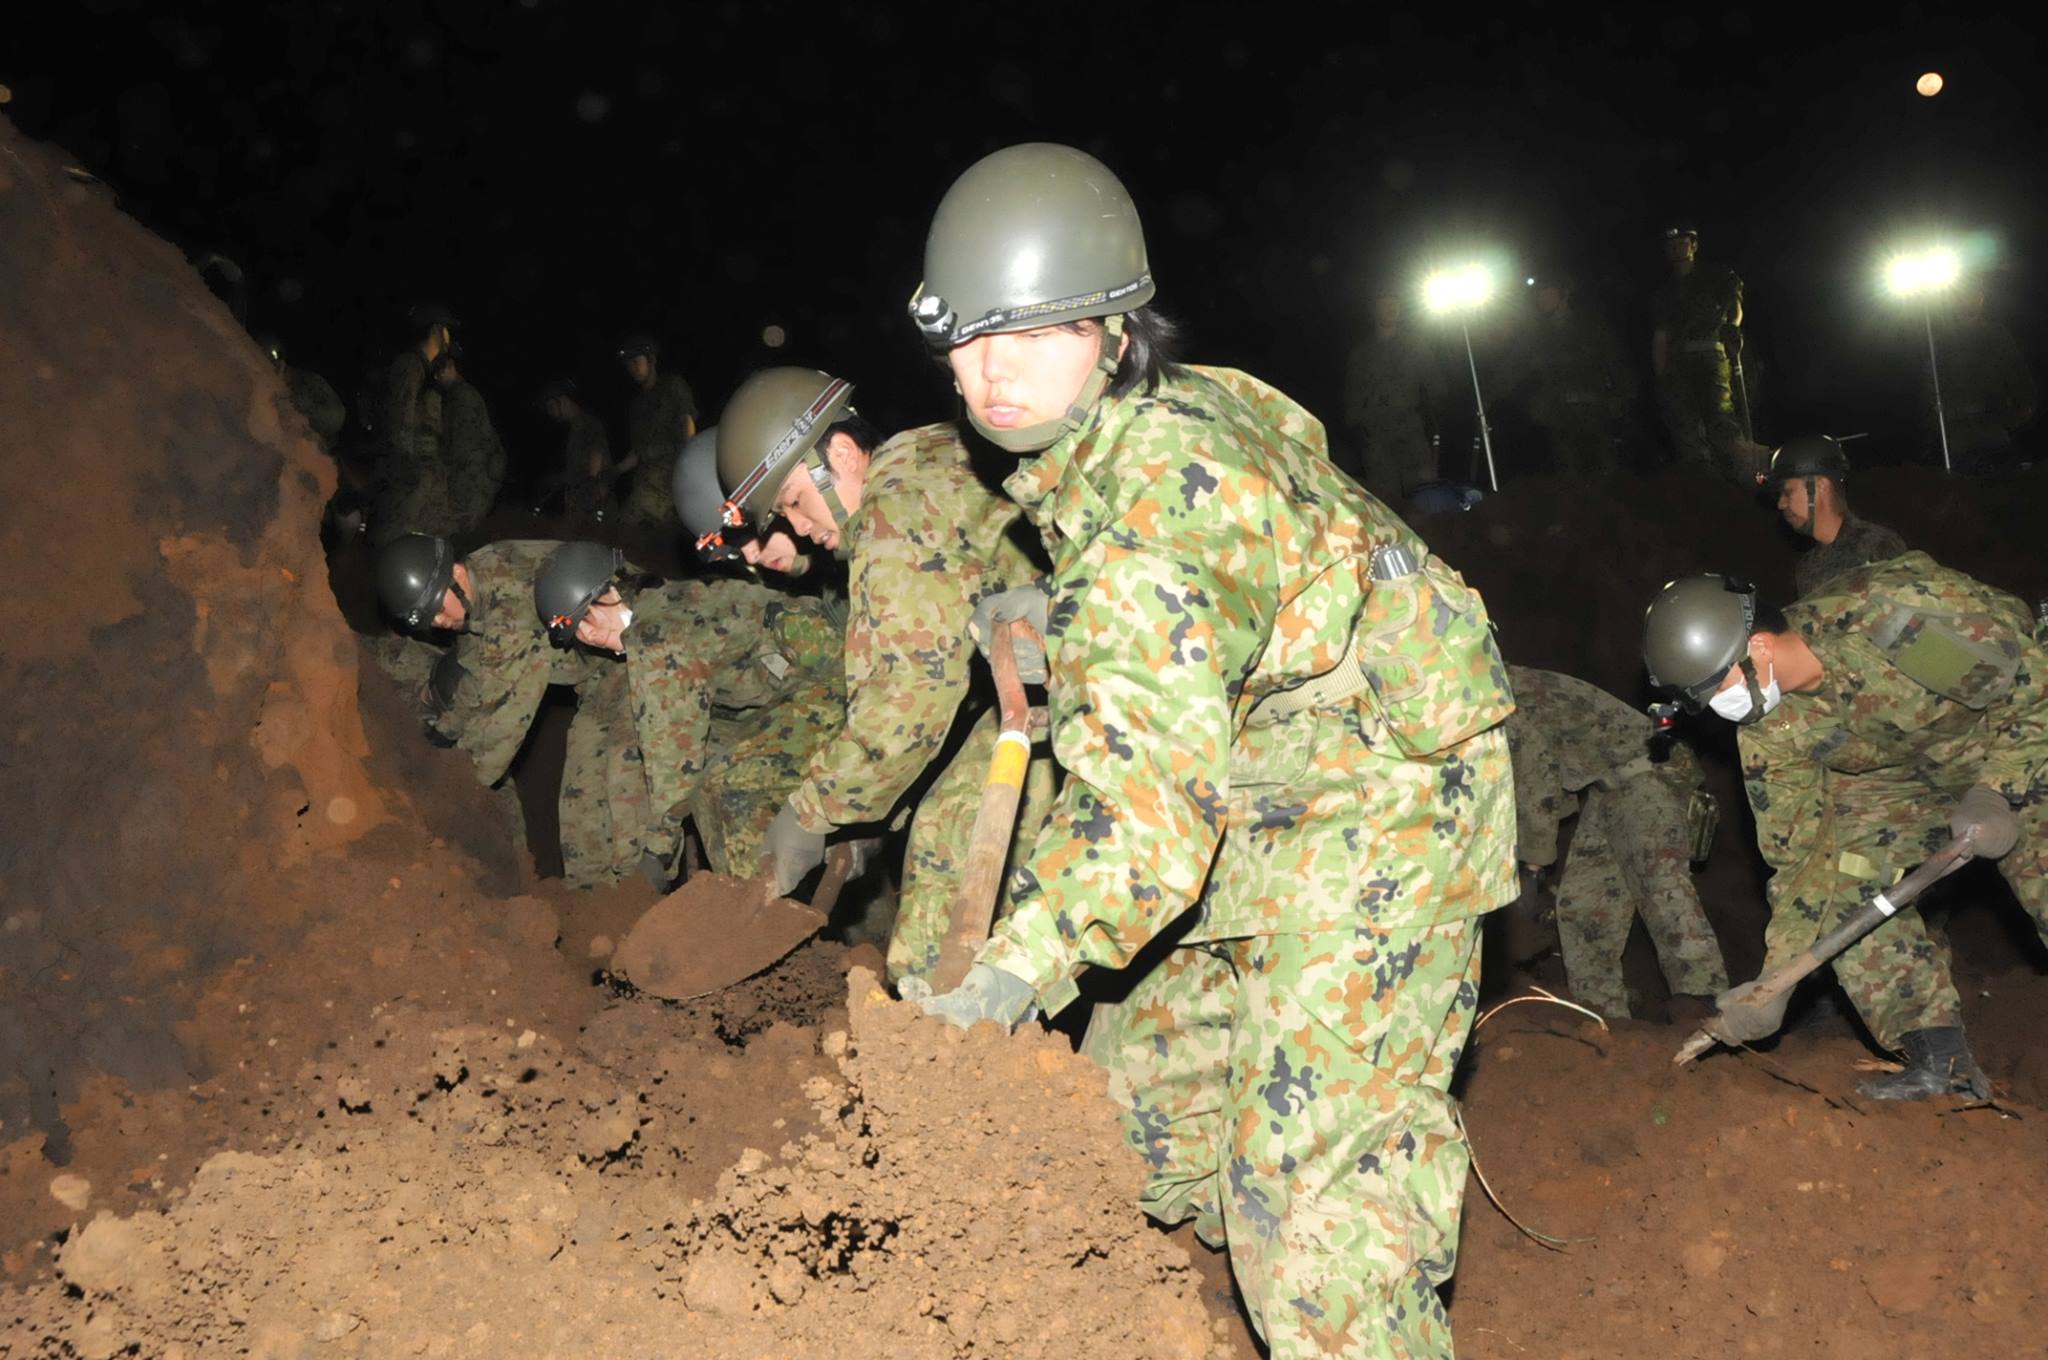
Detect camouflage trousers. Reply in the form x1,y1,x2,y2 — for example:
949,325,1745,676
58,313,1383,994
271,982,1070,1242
1772,778,2048,1050
886,709,1058,985
1657,351,1755,483
1082,922,1482,1360
560,663,656,890
1356,416,1437,504
690,682,847,875
1556,779,1729,1017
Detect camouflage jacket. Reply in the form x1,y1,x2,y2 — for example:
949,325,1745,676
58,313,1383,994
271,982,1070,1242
626,578,845,847
627,373,697,455
447,539,607,785
379,350,435,466
1505,665,1700,867
784,422,1043,833
1506,312,1633,416
285,366,347,448
1341,329,1442,436
1652,263,1743,348
980,367,1517,1006
442,381,505,525
562,412,612,512
1794,513,1908,598
1741,552,2048,911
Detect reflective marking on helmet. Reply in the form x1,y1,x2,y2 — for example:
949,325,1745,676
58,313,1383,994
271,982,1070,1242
944,273,1154,345
726,378,852,514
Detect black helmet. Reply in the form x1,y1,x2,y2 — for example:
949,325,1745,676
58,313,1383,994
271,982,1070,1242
408,301,458,332
617,333,660,361
376,534,456,630
1662,223,1699,241
1765,436,1849,486
535,377,577,410
534,542,625,646
1642,575,1757,711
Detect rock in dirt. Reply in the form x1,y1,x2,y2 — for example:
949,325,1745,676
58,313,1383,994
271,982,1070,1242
47,1172,92,1212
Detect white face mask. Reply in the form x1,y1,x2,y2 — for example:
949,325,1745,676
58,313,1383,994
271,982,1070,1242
1708,660,1781,723
617,606,634,632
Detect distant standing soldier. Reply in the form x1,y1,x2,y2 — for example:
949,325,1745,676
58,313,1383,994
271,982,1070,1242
255,333,346,450
1342,285,1443,500
371,303,457,544
615,334,700,532
1762,436,1908,596
1513,273,1633,478
1505,665,1729,1017
1651,225,1763,482
1936,279,2037,471
539,380,614,533
433,352,506,537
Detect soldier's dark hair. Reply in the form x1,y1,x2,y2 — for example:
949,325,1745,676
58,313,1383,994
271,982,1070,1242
1753,601,1790,635
1062,307,1184,398
823,412,882,457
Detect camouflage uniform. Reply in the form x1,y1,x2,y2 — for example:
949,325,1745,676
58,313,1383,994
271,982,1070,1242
1512,312,1632,478
1341,329,1442,500
1652,263,1750,480
979,367,1517,1360
283,365,347,449
1740,552,2048,1050
1505,665,1729,1016
440,378,506,535
372,350,458,543
606,578,845,877
778,423,1056,985
623,373,699,528
560,410,614,531
1935,315,2036,468
1793,513,1908,598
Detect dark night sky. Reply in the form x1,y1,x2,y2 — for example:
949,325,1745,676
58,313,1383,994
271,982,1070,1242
7,1,2042,475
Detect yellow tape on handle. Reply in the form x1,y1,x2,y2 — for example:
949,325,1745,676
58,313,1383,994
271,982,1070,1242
989,729,1031,790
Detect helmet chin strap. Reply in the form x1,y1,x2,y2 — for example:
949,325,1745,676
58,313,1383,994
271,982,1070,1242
1733,654,1769,725
967,314,1126,454
1802,476,1820,539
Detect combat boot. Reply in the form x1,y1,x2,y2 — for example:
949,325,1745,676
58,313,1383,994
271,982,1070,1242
1856,1027,1991,1102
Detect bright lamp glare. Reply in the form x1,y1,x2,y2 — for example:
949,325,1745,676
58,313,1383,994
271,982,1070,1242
1423,264,1494,313
1884,247,1961,298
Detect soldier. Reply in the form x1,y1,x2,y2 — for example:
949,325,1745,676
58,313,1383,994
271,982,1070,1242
1651,225,1764,482
713,367,1056,983
433,352,506,537
370,303,457,544
532,541,846,885
1341,285,1442,500
1511,272,1632,479
1936,280,2037,471
1643,560,2048,1099
906,143,1518,1359
255,334,347,450
1762,436,1907,596
615,334,700,533
539,380,613,533
1505,665,1729,1017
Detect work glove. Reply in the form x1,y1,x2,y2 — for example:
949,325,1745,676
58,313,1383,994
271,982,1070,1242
967,584,1050,685
762,803,827,896
898,964,1039,1031
1948,784,2019,859
1706,978,1793,1046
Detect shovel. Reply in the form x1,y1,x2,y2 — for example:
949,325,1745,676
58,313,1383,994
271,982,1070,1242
931,617,1037,991
1673,828,1978,1066
611,841,858,1002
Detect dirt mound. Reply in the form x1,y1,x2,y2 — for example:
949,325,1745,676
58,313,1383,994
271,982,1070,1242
5,965,1226,1359
1452,1007,2048,1358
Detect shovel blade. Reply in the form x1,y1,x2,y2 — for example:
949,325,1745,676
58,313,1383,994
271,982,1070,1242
612,872,826,1002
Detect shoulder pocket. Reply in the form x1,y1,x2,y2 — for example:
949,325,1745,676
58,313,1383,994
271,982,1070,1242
1357,556,1516,756
1869,602,2019,710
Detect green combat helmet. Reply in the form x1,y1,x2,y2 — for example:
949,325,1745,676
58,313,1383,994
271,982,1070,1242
909,143,1155,452
617,333,660,362
534,541,625,647
377,533,457,630
1763,435,1849,537
1642,574,1759,713
673,426,742,563
713,367,856,530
